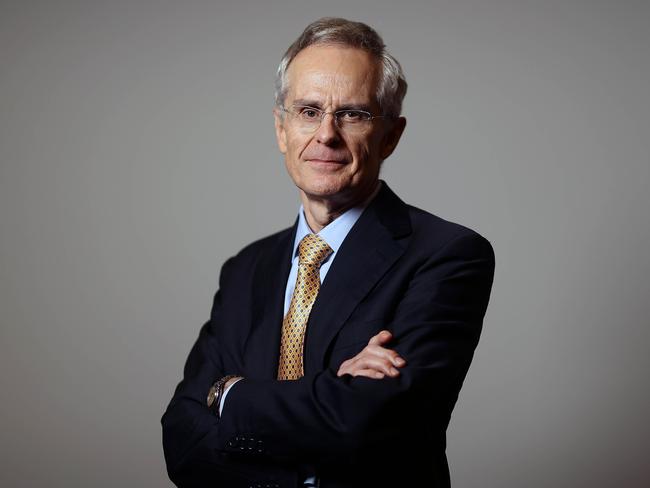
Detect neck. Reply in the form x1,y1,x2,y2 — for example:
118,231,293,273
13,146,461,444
300,181,380,233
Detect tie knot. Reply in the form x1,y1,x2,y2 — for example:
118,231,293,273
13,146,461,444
298,234,332,267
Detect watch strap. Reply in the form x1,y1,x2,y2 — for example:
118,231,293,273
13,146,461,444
207,375,240,417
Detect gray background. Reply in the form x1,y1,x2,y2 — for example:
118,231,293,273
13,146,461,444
1,0,648,486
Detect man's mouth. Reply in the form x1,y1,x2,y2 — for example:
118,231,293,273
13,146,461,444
308,158,346,164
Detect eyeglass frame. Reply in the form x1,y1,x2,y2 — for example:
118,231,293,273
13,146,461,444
278,104,396,133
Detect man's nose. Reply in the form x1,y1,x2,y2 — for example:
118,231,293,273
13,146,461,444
315,113,341,145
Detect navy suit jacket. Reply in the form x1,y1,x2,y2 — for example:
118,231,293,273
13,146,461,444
162,182,495,488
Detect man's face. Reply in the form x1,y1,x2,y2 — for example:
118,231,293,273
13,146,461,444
274,45,405,207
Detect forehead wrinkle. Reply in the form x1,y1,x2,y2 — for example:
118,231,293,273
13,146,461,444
285,45,379,109
290,68,375,109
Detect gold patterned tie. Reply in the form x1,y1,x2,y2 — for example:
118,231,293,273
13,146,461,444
277,233,333,380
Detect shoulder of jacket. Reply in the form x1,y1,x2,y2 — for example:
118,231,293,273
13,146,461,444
405,204,493,257
231,225,294,262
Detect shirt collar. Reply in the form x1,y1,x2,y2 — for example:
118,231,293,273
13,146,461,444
290,184,381,259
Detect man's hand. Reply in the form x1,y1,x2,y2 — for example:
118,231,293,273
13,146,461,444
337,330,406,379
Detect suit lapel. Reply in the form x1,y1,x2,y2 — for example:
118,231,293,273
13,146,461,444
245,223,296,379
303,183,412,374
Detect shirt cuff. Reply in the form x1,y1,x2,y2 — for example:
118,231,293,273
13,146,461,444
218,377,243,416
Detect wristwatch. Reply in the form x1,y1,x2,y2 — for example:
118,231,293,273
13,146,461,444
207,375,240,416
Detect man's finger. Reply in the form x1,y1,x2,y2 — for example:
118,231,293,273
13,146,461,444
338,355,400,377
340,367,386,379
337,359,356,376
365,344,406,367
368,330,392,346
336,333,406,377
351,356,400,376
354,369,386,379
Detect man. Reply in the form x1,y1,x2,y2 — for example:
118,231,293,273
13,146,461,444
162,17,495,488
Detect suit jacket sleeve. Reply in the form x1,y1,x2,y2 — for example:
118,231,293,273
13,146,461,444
162,256,300,486
162,220,495,486
218,231,494,461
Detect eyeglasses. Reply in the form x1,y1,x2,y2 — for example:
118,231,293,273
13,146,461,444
279,105,394,133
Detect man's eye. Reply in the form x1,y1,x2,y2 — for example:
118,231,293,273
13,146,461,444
339,110,365,121
299,108,321,119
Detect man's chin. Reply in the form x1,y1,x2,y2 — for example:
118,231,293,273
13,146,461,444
301,185,342,200
298,180,374,210
298,179,346,200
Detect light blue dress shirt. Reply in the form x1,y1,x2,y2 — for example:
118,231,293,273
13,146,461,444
283,204,365,315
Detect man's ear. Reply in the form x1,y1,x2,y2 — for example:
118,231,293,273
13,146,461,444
274,108,288,154
380,116,407,160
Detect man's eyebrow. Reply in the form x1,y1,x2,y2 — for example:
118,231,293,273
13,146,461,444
291,100,373,112
336,103,373,112
291,99,323,109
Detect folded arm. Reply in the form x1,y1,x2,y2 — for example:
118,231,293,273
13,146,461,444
162,232,495,481
216,232,494,459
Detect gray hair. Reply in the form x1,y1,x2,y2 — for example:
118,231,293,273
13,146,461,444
274,17,407,118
